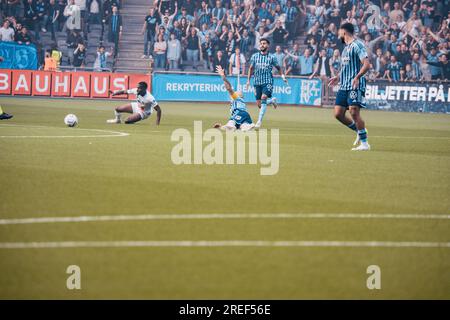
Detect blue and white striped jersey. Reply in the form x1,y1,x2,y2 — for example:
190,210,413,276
230,95,247,116
339,39,368,91
250,52,279,86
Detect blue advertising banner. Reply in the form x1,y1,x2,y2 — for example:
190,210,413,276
366,81,450,113
0,41,38,70
152,73,322,106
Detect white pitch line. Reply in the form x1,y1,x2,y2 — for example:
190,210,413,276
0,212,449,225
0,124,129,138
0,240,449,249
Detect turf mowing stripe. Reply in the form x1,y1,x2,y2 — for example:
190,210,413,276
280,133,450,140
0,240,449,249
0,213,449,225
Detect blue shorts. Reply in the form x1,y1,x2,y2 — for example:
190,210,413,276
335,89,366,109
230,109,252,128
254,84,273,100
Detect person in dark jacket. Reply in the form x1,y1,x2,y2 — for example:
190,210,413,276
16,26,33,45
66,29,83,64
426,54,450,80
108,5,122,57
310,49,331,78
213,50,227,74
72,42,87,67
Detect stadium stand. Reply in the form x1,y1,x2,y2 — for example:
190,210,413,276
0,0,449,80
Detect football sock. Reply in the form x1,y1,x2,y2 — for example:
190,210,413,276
358,128,368,143
347,121,357,132
114,110,121,120
0,106,3,114
267,97,273,104
258,100,267,123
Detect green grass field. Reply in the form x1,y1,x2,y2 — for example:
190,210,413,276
0,97,449,299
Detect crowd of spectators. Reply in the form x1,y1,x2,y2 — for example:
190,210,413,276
142,0,449,81
0,0,449,81
0,0,120,70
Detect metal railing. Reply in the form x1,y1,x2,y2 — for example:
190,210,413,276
58,65,113,72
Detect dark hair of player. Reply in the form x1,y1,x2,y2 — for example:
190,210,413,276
339,23,354,35
260,38,270,45
138,82,148,90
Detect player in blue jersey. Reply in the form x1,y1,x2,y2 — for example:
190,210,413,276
213,65,255,132
246,38,288,129
328,23,371,151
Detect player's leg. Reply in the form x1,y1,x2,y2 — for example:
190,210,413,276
254,85,262,109
106,103,133,123
256,84,272,128
240,114,255,132
240,122,255,131
124,113,143,124
334,90,360,145
349,105,370,151
334,106,355,128
0,105,13,120
334,90,356,128
256,93,267,127
267,96,278,108
124,104,152,124
221,120,237,131
266,85,277,108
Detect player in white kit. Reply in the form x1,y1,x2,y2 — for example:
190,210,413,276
107,81,162,125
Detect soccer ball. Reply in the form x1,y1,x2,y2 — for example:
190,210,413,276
64,114,78,127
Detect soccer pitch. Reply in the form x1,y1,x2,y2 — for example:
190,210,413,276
0,97,449,299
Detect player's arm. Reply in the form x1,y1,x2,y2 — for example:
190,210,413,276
246,61,253,87
109,89,127,96
274,63,288,84
154,104,162,125
352,57,370,89
328,64,340,86
216,65,235,97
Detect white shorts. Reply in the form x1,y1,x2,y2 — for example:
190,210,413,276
221,120,237,131
221,120,254,132
131,102,152,119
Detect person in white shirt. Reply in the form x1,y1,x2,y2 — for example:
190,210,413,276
107,82,162,125
229,47,246,75
93,45,112,71
64,0,81,31
89,0,101,25
0,21,15,42
74,0,86,11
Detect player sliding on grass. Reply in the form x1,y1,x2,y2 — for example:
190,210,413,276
328,23,371,151
213,65,255,132
246,38,288,129
107,81,162,125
